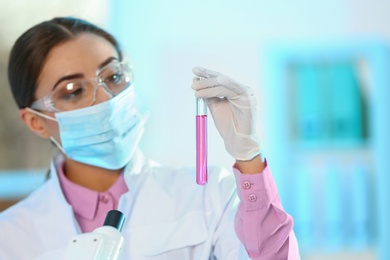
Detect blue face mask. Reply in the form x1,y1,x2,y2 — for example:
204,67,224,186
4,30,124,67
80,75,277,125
28,86,148,170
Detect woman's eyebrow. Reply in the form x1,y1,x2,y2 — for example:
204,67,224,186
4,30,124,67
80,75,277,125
51,57,119,90
98,57,119,71
52,74,83,90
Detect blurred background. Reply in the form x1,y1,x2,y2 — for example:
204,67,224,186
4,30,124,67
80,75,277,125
0,0,389,259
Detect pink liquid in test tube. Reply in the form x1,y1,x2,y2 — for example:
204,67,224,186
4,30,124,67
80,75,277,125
196,98,207,185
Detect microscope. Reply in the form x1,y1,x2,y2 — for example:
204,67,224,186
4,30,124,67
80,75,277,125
64,210,125,260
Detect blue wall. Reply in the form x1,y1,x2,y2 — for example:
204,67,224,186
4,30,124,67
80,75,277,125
107,1,390,259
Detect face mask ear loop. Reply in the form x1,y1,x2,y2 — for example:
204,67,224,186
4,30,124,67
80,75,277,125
25,108,65,154
49,136,66,155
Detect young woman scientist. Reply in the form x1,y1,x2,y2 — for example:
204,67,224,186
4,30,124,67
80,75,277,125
0,17,299,259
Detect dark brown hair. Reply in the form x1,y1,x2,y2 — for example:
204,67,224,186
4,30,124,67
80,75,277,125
8,17,122,109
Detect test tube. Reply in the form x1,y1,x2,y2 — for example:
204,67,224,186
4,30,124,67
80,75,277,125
196,97,208,185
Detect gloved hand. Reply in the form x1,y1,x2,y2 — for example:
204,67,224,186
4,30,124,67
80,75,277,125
191,67,261,161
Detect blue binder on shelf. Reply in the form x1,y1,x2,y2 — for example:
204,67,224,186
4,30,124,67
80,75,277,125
323,163,345,249
328,62,363,142
349,163,371,248
292,166,314,251
293,62,329,143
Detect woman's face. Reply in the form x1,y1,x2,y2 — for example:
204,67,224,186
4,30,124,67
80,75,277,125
23,33,119,142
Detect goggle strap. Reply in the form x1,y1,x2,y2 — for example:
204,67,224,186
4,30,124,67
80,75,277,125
25,107,57,121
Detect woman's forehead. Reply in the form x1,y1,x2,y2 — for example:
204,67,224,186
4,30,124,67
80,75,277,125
35,33,118,97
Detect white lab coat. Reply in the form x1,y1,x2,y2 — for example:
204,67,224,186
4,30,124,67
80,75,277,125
0,151,249,259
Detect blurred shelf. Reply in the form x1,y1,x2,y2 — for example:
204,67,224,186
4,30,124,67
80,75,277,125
289,139,371,151
302,250,376,260
0,199,20,212
0,170,46,200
